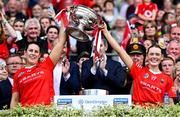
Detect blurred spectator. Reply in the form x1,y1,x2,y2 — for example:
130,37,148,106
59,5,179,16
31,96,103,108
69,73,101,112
103,0,117,28
0,58,9,109
173,62,180,104
0,11,17,60
166,39,180,61
120,0,134,20
111,16,126,44
5,0,27,25
16,18,48,54
13,19,25,34
39,16,51,37
126,43,146,66
126,0,142,19
160,56,175,77
111,16,126,61
0,58,7,81
163,0,175,13
170,26,180,41
175,2,180,21
156,10,165,30
51,0,94,12
46,25,59,53
135,0,158,21
31,3,43,20
93,0,106,10
161,12,176,27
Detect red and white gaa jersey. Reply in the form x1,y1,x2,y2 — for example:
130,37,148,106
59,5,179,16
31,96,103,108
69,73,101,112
135,3,158,18
130,63,176,105
13,57,55,106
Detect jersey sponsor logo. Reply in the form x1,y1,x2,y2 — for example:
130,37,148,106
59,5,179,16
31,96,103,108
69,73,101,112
19,71,45,84
140,80,162,93
144,10,152,18
144,73,149,79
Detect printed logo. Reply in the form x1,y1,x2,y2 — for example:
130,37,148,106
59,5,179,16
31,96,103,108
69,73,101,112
151,76,157,81
113,98,128,104
133,44,139,50
144,73,149,79
57,99,72,105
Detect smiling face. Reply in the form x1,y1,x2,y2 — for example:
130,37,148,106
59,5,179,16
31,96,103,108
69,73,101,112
24,43,41,66
146,46,163,67
26,23,40,40
144,23,156,37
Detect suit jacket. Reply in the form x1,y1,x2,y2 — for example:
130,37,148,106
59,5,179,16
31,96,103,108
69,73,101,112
60,62,81,95
0,78,12,109
81,57,125,94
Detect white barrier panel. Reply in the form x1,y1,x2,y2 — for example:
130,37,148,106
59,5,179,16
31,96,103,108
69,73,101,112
54,95,131,110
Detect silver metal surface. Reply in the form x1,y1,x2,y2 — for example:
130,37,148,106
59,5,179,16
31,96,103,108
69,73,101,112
82,89,109,95
66,5,98,42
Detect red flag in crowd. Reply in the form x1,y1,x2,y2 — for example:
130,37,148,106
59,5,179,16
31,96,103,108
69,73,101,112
121,21,131,49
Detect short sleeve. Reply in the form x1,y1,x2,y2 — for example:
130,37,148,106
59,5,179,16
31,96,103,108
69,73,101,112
39,56,55,71
130,63,143,80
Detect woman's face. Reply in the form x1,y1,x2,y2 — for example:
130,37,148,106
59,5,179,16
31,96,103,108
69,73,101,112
13,21,25,33
24,44,41,66
146,47,162,67
166,13,176,24
32,4,42,18
163,0,172,9
145,23,156,37
161,59,174,76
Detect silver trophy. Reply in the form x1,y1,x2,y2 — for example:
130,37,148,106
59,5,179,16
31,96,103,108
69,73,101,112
66,5,99,42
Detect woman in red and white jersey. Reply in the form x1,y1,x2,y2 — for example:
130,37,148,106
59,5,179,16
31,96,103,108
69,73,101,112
101,23,176,106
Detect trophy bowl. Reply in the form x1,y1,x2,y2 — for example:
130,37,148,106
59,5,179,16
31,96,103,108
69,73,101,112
66,5,98,42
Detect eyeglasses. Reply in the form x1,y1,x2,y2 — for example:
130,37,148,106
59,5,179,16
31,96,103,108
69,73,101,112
7,63,22,65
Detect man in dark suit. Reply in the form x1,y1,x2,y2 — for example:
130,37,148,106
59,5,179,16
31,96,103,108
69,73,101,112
81,37,126,94
0,55,22,109
53,43,81,95
0,59,9,109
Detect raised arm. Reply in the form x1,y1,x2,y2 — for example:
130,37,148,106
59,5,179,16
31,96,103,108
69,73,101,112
101,25,133,70
49,22,67,65
0,12,17,44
